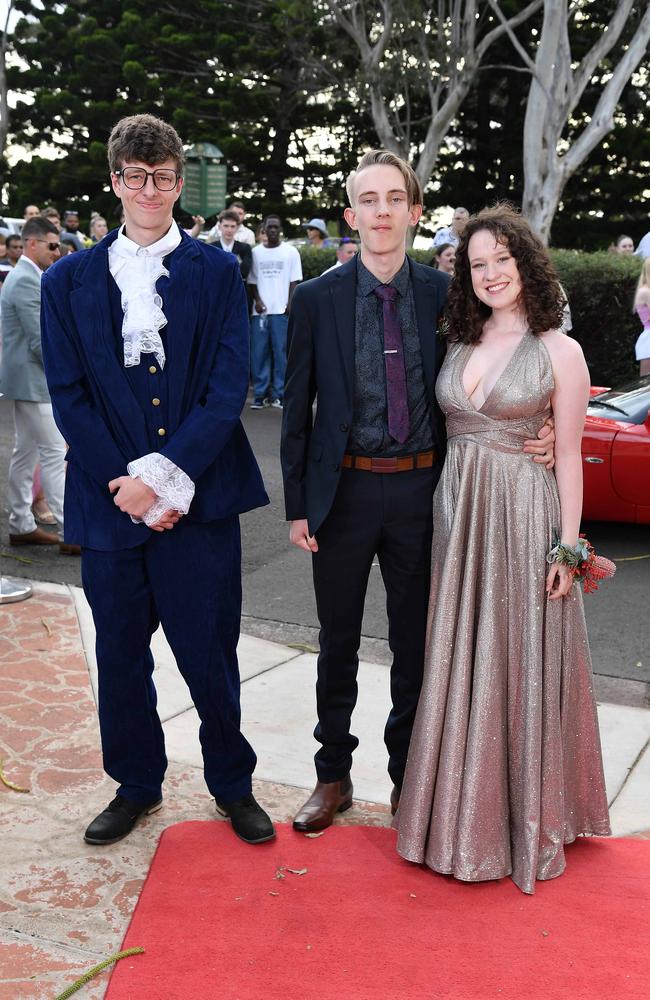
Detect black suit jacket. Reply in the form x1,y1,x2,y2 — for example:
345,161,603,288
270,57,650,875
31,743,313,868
214,239,252,280
281,256,450,535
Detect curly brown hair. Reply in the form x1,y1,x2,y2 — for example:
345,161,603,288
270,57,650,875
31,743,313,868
107,114,184,174
446,203,565,344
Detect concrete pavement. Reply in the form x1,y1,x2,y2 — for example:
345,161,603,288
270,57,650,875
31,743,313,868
1,581,649,998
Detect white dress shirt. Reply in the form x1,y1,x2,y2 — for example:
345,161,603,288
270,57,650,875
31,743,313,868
108,223,182,369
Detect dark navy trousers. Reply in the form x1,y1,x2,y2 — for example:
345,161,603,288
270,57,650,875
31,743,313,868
81,516,256,805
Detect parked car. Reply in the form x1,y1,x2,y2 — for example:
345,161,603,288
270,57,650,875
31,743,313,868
582,375,650,523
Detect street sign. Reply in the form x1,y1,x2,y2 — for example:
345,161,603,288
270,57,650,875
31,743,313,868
181,143,227,218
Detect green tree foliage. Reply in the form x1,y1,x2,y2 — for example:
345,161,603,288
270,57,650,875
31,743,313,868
3,0,649,248
6,0,368,227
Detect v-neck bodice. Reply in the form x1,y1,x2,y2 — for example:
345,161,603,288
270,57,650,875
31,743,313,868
459,332,530,413
436,333,554,450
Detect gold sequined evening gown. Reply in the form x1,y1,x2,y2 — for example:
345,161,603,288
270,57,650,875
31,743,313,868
395,333,611,894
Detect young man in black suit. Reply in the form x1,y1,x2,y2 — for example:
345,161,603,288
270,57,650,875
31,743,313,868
211,209,252,280
281,150,553,831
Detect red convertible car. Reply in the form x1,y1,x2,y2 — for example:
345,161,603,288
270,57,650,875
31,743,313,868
582,376,650,524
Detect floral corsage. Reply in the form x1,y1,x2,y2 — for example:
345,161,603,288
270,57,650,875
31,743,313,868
546,534,616,594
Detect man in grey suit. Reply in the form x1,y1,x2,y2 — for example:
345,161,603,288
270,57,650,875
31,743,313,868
0,216,70,551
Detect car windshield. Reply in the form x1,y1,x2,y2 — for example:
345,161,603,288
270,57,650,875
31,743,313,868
587,376,650,425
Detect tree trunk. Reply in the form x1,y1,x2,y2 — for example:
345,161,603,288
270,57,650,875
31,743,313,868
522,0,650,245
0,2,14,161
328,0,542,221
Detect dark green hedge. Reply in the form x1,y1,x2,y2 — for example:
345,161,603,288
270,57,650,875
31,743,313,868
297,246,642,387
550,251,641,387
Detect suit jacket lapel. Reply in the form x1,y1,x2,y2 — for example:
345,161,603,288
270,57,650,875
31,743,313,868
161,233,201,431
330,260,357,408
69,233,149,455
410,259,445,395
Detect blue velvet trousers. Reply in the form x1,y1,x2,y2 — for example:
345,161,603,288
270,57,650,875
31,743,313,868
81,517,256,805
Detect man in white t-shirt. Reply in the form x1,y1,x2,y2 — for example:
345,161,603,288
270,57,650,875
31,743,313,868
247,214,302,408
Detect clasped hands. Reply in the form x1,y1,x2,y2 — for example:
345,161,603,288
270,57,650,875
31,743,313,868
108,476,182,532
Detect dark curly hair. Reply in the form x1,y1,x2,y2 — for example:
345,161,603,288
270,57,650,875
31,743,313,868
447,203,565,344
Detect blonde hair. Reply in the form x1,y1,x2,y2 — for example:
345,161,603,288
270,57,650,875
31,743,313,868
635,257,650,305
346,149,423,208
636,256,650,288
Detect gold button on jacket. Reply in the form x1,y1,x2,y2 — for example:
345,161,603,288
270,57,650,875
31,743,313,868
149,365,157,374
157,428,166,436
152,398,161,406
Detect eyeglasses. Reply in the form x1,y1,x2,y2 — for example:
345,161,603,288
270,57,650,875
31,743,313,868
35,240,60,252
114,167,181,191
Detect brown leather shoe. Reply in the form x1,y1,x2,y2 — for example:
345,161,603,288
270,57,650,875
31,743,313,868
9,528,59,546
390,784,401,816
293,775,353,832
59,542,81,556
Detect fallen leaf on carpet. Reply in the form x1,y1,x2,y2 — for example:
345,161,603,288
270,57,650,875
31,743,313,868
541,930,549,937
305,831,325,838
274,868,286,880
286,867,308,875
269,891,279,896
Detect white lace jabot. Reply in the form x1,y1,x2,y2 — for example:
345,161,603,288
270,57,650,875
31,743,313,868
109,224,195,525
108,223,182,369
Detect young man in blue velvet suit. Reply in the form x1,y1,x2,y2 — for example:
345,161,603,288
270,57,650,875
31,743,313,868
41,114,275,846
281,150,554,831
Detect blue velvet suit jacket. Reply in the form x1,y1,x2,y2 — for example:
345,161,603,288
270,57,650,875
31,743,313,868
41,228,268,550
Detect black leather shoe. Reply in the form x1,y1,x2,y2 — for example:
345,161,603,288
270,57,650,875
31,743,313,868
215,793,276,844
84,795,163,845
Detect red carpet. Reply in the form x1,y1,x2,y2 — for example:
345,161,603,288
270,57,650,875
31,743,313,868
106,822,649,1000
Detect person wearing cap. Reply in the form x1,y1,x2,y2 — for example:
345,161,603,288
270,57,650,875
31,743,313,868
303,218,334,249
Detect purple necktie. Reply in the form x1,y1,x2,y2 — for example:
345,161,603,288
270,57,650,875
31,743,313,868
374,284,410,444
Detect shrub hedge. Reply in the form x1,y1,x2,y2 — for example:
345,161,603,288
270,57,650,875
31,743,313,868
297,246,643,387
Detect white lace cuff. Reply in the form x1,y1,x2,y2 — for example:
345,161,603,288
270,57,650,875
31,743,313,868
127,453,195,527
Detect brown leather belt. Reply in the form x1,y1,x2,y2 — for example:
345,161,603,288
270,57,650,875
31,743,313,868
342,449,437,473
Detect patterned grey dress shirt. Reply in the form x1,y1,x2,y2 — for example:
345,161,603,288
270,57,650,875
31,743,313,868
348,256,433,456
